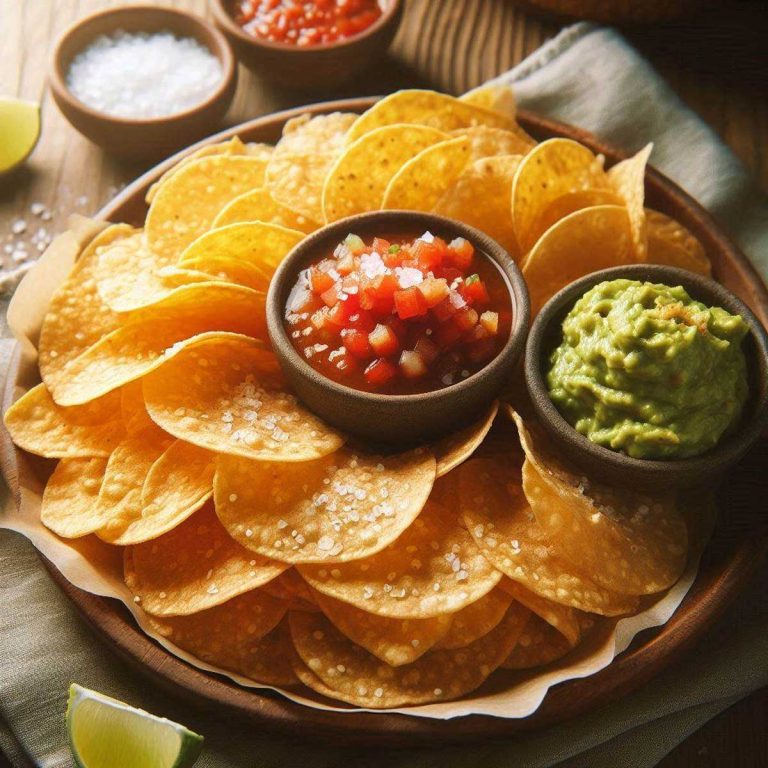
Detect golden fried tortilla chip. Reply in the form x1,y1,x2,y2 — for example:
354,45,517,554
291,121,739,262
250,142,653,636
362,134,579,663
512,138,608,254
346,90,519,144
50,282,267,406
290,602,528,708
434,155,522,259
40,457,108,538
382,136,473,212
607,144,652,259
500,611,571,670
432,400,498,477
322,124,448,222
146,155,268,260
4,384,124,458
433,589,513,650
311,588,453,666
214,446,435,563
143,335,343,461
646,208,711,275
522,205,634,316
265,153,336,223
148,596,293,686
460,84,517,118
299,500,502,619
124,504,287,616
460,457,639,616
212,187,319,233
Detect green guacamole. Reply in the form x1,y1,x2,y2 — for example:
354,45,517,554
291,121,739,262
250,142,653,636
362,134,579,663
547,279,749,459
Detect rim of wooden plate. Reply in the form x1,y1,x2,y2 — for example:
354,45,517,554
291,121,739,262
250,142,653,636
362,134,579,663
2,97,767,747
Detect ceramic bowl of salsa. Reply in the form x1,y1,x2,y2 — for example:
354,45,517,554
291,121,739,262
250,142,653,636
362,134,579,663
211,0,403,89
267,211,529,445
525,263,768,489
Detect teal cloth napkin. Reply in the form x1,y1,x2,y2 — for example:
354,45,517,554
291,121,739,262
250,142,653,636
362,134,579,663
2,22,767,768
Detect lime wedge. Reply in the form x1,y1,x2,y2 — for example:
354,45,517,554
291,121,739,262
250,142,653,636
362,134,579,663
0,97,40,174
66,684,204,768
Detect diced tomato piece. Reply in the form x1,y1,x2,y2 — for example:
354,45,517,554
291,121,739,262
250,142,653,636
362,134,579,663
453,307,479,333
394,286,428,320
413,239,444,271
383,245,403,268
418,276,450,308
347,310,376,333
290,287,323,315
360,273,398,312
414,336,439,364
461,276,490,306
372,237,391,254
480,311,499,335
467,338,497,364
364,357,398,386
432,296,457,322
326,301,352,328
434,265,463,285
448,237,474,270
399,350,427,378
310,266,335,295
320,282,343,307
368,323,400,357
342,328,372,359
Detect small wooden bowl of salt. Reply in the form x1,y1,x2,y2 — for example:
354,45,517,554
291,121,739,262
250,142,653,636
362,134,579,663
50,5,237,158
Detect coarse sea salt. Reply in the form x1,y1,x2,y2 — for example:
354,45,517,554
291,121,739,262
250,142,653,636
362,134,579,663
66,30,222,119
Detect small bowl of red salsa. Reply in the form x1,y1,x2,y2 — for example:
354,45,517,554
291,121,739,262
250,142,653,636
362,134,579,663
210,0,403,88
267,211,530,445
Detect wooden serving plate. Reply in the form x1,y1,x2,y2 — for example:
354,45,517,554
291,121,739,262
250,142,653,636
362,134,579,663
4,98,768,747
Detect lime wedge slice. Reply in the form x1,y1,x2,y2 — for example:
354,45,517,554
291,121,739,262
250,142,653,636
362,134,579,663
66,684,204,768
0,97,40,174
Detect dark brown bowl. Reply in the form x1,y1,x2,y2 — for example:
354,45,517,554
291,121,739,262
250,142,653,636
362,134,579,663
49,5,237,158
267,211,530,445
525,264,768,489
210,0,403,89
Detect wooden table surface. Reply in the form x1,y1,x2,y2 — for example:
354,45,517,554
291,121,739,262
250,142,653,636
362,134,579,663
1,0,766,764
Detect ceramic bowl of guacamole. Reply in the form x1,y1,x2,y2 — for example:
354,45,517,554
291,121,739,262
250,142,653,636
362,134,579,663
525,264,768,489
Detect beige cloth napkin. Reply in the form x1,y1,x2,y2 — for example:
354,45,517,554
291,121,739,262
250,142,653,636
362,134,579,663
1,22,767,768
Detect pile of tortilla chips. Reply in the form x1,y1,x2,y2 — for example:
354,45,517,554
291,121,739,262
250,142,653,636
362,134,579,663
4,86,701,709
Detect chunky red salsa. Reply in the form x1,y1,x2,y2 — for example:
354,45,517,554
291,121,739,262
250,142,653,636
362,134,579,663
232,0,383,47
284,232,512,395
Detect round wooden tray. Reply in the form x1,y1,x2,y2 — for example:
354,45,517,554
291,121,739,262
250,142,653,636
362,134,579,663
7,98,768,747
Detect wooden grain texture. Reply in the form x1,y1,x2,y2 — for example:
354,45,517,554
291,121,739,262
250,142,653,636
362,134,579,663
1,0,767,761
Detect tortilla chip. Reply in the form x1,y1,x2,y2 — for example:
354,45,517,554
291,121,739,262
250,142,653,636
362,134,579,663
460,84,517,118
646,208,710,275
432,400,498,477
299,500,502,619
148,597,293,686
451,125,536,159
214,446,435,563
433,588,513,650
212,187,319,233
290,602,528,707
124,504,287,616
50,282,267,406
509,407,688,595
607,144,652,259
40,457,108,538
512,138,608,254
522,205,634,316
143,334,343,461
265,151,338,224
279,112,357,154
4,383,124,458
311,588,453,666
381,136,473,212
178,221,304,289
103,440,215,546
145,137,252,204
322,125,448,222
434,155,522,259
261,569,318,612
500,611,572,670
120,380,157,436
345,90,519,144
460,457,639,616
38,224,136,393
146,155,268,260
534,189,624,239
